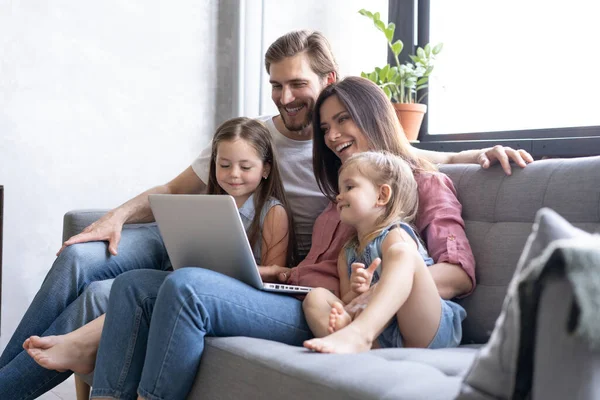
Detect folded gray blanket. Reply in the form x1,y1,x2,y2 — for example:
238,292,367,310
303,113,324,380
514,235,600,399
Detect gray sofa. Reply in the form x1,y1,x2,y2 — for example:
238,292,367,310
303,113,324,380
64,156,600,399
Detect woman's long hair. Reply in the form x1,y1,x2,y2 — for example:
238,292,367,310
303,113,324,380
312,76,436,202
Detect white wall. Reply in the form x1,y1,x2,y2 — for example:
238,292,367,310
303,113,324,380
0,0,391,346
0,0,222,344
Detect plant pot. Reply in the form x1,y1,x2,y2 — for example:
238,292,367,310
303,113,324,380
392,103,427,142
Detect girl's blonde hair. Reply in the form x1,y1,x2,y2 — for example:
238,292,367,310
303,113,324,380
340,151,419,249
207,117,299,266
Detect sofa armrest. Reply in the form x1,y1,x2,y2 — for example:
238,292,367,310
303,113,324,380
62,210,156,242
532,277,600,400
62,210,110,242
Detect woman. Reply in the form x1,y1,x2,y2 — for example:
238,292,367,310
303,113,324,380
90,77,476,400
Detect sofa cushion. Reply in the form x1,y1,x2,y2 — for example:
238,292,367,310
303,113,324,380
440,156,600,344
188,337,479,400
456,208,590,399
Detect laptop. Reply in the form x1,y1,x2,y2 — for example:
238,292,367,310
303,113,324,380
148,194,313,294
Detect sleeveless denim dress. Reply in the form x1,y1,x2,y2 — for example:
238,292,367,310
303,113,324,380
238,194,282,265
344,222,466,349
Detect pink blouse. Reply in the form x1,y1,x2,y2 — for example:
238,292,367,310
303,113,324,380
287,172,476,298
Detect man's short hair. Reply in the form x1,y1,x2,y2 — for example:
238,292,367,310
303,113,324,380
264,30,339,80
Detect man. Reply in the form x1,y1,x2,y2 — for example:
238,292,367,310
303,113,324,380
0,30,533,398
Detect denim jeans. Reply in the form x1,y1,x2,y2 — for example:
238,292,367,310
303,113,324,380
0,224,170,399
91,268,313,400
0,280,112,399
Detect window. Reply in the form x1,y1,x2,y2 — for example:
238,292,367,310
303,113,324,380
390,0,600,157
428,0,600,135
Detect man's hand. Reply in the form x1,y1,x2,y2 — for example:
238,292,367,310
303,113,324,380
57,213,124,257
478,145,534,175
258,265,291,283
350,258,380,295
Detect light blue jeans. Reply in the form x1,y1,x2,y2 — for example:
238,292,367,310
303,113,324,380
0,225,170,400
91,268,313,400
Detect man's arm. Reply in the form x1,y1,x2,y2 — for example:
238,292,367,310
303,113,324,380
58,166,206,256
413,145,534,175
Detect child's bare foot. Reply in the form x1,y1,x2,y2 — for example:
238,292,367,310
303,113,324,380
328,302,352,334
304,324,373,354
25,334,97,375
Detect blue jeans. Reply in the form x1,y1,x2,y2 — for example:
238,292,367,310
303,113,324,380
0,280,112,399
0,225,170,400
91,268,313,400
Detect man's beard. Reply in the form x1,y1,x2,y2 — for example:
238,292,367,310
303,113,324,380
280,106,313,134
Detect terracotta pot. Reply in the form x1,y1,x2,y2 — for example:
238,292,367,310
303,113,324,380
392,103,427,142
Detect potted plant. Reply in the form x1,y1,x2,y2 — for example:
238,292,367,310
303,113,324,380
359,9,443,141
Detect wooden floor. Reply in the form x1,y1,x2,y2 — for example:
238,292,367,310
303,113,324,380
38,376,77,400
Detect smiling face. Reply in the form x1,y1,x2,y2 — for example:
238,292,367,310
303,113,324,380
215,138,270,207
269,53,330,132
319,95,370,164
335,164,383,229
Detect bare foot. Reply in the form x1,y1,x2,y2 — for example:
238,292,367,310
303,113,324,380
304,324,373,354
25,334,97,374
328,302,352,334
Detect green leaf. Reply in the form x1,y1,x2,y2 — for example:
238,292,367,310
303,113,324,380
383,86,392,99
360,71,368,78
416,77,428,85
417,47,426,59
409,54,418,63
369,71,377,82
424,43,431,57
433,43,444,54
381,65,390,81
391,40,403,57
375,19,386,32
358,9,373,19
385,23,395,42
374,12,381,21
416,84,428,91
387,66,395,81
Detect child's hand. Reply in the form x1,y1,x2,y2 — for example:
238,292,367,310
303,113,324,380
350,258,381,294
258,265,291,283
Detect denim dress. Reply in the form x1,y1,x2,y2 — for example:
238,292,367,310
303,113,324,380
238,194,282,265
344,221,466,349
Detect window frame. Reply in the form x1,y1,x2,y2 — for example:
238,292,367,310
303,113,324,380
388,0,600,157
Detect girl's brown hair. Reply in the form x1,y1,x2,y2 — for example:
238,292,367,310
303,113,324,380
207,117,298,266
312,76,436,202
340,151,419,249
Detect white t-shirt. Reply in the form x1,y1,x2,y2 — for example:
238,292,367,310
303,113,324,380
191,115,329,258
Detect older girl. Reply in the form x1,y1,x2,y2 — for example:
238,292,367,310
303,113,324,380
24,116,297,373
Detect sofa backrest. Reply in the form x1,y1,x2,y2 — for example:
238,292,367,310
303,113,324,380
440,156,600,344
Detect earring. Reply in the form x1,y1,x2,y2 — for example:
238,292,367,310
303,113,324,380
263,175,268,179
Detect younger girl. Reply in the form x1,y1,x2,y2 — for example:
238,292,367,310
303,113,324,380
302,151,465,352
23,116,297,375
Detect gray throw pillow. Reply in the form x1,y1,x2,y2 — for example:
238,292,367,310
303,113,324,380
456,208,588,399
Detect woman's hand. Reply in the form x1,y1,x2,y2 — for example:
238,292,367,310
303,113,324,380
258,265,291,283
